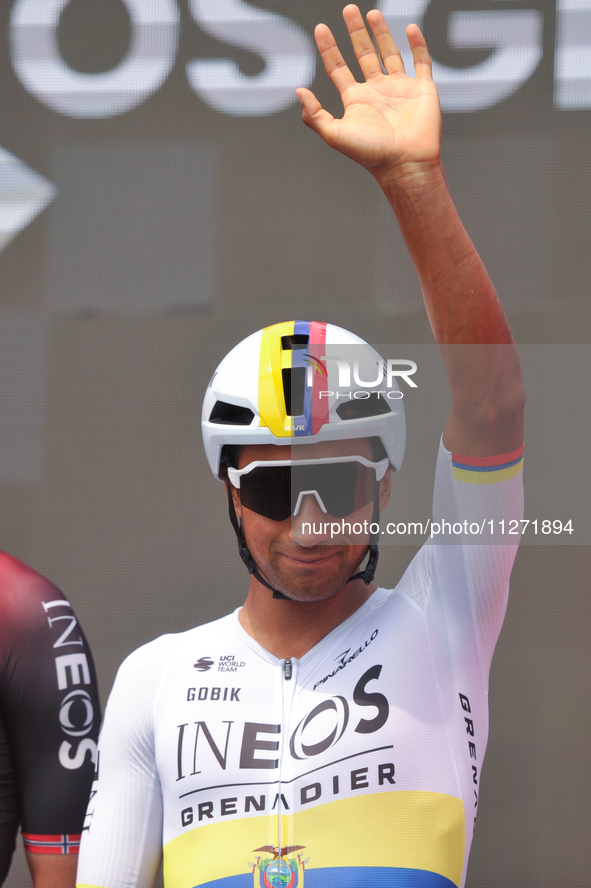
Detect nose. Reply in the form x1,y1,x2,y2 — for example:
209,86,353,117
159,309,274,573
290,493,332,547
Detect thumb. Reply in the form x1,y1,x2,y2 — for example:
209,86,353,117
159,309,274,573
296,88,335,140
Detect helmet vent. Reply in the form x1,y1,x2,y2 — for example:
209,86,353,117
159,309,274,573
209,401,255,426
281,334,308,350
336,393,392,420
282,368,305,416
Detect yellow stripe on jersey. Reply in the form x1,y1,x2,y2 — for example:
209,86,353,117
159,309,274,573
451,444,524,485
452,460,523,485
258,321,294,438
292,792,465,885
163,791,465,888
164,813,276,888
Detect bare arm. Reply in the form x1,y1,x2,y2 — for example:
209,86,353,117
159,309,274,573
297,5,525,455
26,852,77,888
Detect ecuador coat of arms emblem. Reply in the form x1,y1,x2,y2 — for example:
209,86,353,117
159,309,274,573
249,846,309,888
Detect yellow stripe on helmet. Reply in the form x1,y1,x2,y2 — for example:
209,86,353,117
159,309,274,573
258,321,295,438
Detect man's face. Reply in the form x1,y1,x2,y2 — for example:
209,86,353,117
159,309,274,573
230,438,391,602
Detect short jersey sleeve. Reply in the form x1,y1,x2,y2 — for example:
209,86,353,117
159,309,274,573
0,553,101,877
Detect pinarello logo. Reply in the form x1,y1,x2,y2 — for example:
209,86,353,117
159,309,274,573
194,657,214,672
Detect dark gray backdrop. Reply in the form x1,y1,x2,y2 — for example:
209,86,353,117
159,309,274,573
1,1,590,885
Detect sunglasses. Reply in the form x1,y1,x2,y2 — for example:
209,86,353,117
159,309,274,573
227,456,389,522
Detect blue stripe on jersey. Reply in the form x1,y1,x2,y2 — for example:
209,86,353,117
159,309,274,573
195,867,457,888
451,454,524,473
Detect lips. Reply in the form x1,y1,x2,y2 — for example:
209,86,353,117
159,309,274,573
280,550,339,566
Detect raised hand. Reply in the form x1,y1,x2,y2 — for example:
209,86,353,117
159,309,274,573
296,5,441,185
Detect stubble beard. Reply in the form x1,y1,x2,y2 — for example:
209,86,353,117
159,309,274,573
259,544,366,603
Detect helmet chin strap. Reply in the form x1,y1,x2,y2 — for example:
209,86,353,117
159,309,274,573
225,478,380,601
345,485,380,587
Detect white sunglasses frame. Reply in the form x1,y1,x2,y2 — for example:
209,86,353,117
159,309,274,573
227,456,389,517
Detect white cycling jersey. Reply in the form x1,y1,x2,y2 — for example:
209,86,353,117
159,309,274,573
77,441,524,888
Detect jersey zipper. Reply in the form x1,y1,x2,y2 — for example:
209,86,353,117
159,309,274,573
277,657,297,858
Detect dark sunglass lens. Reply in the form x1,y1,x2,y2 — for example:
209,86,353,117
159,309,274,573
240,461,379,522
354,465,377,513
290,463,375,518
240,466,291,521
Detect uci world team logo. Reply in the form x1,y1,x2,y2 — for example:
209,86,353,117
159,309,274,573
249,846,309,888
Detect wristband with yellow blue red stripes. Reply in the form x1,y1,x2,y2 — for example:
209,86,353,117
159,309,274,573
452,444,525,485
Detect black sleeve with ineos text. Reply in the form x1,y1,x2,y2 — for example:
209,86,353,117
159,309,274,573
0,553,100,883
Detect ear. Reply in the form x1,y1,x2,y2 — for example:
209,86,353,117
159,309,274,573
225,476,242,519
379,466,392,511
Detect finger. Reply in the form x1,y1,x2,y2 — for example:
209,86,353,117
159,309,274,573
366,9,406,76
296,88,337,141
342,4,384,81
314,23,357,96
406,24,434,81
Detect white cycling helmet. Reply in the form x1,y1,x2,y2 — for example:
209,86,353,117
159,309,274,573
202,320,406,477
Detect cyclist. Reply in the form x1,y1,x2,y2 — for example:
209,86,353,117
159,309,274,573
77,8,525,888
0,553,100,887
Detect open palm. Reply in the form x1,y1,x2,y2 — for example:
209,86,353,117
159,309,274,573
297,6,441,180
